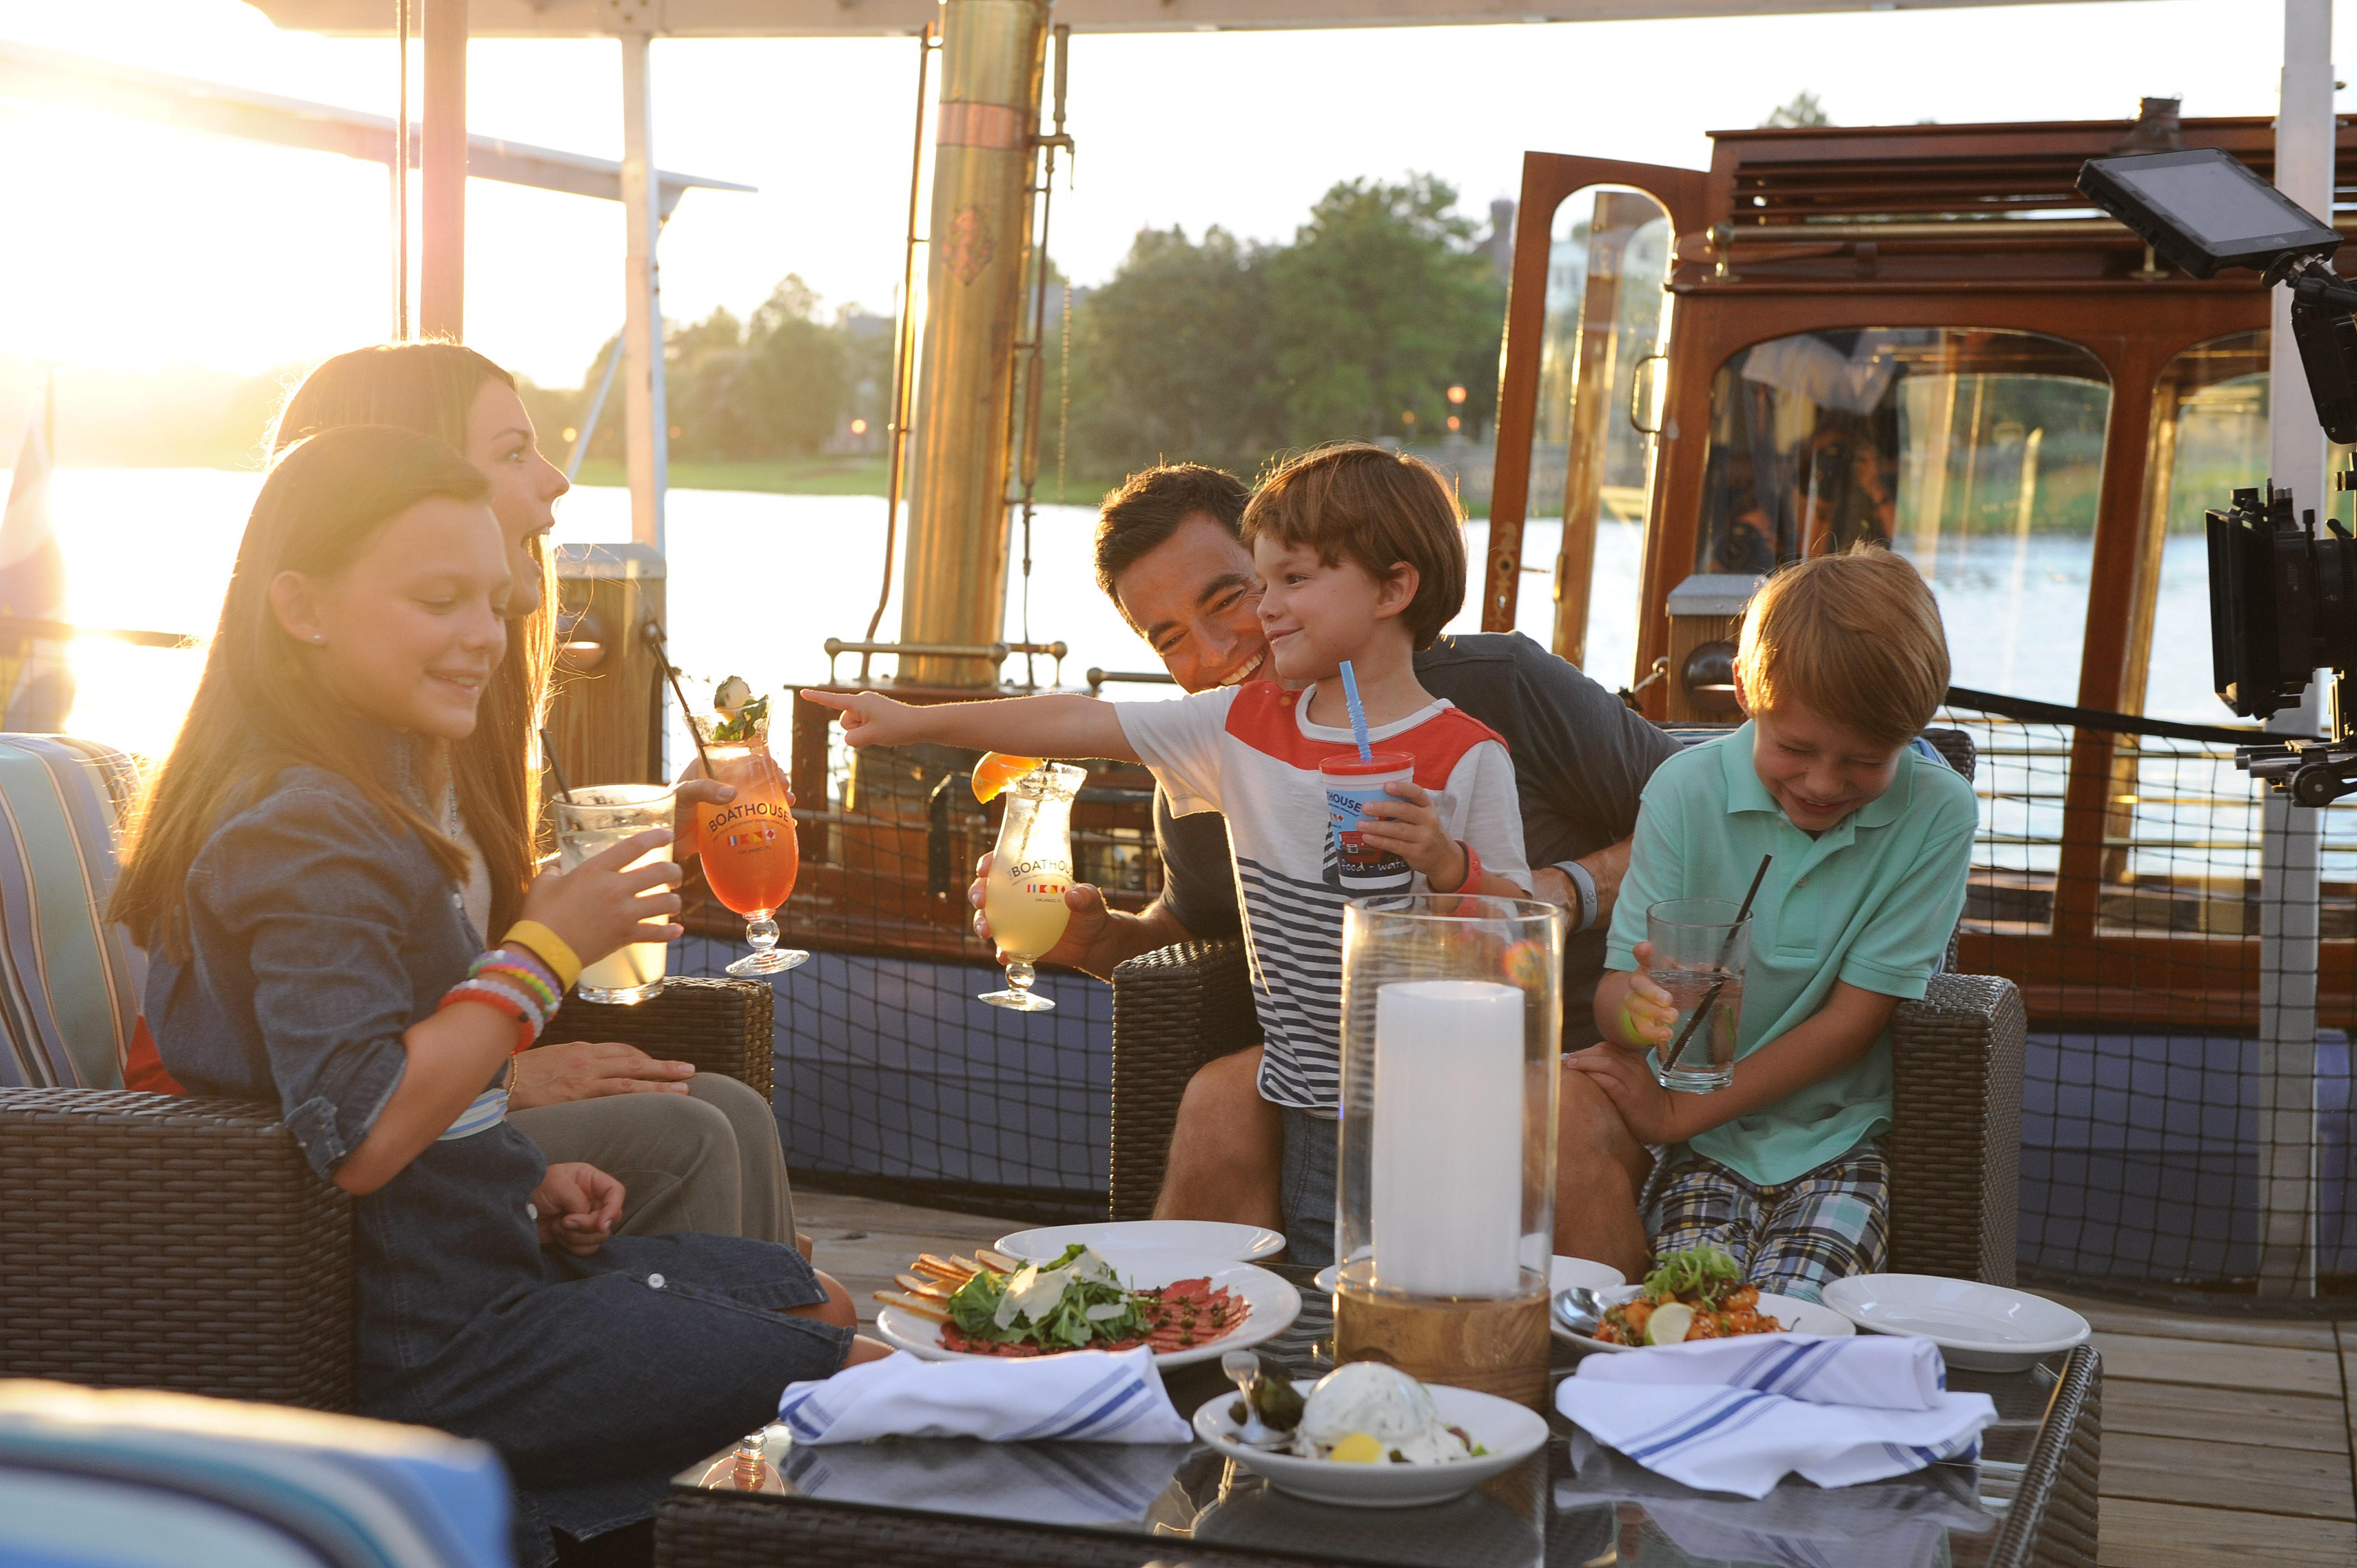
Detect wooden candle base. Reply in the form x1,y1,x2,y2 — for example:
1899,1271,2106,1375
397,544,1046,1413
1334,1285,1553,1409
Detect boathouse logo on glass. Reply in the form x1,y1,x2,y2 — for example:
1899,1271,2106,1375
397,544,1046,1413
1321,753,1414,894
709,798,786,849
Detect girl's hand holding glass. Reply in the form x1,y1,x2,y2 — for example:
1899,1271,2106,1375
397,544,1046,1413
533,1162,625,1256
519,826,683,967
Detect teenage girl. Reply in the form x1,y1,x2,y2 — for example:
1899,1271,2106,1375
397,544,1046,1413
113,426,886,1561
261,342,789,1246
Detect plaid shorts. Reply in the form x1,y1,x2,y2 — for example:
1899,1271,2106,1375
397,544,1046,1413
1641,1142,1888,1305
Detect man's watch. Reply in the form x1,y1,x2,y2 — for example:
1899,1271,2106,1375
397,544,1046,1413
1553,859,1599,933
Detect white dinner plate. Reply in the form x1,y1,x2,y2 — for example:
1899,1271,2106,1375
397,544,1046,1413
997,1220,1286,1265
1550,1285,1853,1353
1820,1274,2091,1371
1192,1381,1548,1509
873,1248,1301,1371
1311,1255,1626,1296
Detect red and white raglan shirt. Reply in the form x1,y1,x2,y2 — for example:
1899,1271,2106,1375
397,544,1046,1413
1117,681,1530,1111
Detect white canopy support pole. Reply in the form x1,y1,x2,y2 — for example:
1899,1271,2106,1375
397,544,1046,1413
617,22,667,555
2256,0,2334,1297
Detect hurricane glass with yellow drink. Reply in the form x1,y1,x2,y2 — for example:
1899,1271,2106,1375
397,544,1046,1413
978,761,1084,1012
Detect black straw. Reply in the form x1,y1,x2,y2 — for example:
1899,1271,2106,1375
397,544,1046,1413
539,728,577,805
1662,852,1773,1074
644,620,718,778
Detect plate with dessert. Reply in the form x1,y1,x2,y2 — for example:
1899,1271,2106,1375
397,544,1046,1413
1193,1360,1549,1508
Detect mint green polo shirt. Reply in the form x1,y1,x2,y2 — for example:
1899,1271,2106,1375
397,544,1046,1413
1603,723,1977,1186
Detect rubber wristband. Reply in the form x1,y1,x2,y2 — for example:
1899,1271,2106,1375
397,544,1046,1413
1619,1001,1641,1046
1453,840,1483,895
1553,858,1599,933
502,920,582,991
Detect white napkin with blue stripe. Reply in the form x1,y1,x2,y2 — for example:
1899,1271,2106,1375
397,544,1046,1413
1555,1336,1995,1497
776,1348,1192,1446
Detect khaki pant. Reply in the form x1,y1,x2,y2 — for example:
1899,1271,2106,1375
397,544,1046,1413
508,1072,793,1245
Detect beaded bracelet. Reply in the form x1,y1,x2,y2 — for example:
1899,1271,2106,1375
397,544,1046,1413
471,949,561,1017
438,948,560,1053
438,980,539,1053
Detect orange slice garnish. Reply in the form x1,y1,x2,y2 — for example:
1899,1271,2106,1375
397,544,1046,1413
972,752,1047,803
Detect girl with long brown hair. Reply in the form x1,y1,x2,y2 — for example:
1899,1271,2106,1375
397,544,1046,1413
269,343,792,1246
115,425,877,1563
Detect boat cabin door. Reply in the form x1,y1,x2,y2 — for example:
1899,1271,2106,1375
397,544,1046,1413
1487,157,1706,692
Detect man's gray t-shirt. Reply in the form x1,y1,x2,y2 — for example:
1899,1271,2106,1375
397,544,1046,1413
1153,631,1684,1047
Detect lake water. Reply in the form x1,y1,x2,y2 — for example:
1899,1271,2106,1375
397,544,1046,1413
18,467,2225,761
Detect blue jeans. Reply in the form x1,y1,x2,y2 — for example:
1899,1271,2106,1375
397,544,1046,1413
1279,1107,1339,1268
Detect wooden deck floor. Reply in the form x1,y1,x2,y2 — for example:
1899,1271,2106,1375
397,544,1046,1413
795,1189,2357,1568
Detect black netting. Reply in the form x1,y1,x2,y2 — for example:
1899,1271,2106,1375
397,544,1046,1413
703,718,1151,1223
1938,692,2354,1303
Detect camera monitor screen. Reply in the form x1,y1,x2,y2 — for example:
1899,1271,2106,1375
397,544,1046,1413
2079,148,2341,278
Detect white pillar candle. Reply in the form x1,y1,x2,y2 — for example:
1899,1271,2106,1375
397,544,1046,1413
1370,979,1525,1297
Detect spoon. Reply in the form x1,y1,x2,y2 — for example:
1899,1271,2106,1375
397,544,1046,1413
1553,1285,1612,1336
1221,1349,1287,1449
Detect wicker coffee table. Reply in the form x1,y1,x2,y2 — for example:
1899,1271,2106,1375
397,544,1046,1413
656,1264,2100,1568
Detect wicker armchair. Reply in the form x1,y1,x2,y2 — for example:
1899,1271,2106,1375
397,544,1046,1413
0,976,775,1413
1108,727,2026,1286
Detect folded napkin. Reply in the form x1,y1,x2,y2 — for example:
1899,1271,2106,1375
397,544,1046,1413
1555,1336,1994,1497
777,1348,1192,1446
1570,1332,1947,1410
778,1434,1193,1528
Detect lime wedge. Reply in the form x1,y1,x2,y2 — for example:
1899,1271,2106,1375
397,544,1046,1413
1644,1302,1695,1346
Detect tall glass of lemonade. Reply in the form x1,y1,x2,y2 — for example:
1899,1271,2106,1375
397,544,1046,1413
979,763,1084,1012
551,783,676,1004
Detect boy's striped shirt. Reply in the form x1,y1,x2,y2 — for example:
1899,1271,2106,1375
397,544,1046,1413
1118,681,1527,1111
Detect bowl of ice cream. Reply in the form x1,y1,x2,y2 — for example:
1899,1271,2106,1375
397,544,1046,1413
1191,1362,1550,1508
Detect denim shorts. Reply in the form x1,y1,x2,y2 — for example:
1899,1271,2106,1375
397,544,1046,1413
1278,1107,1339,1269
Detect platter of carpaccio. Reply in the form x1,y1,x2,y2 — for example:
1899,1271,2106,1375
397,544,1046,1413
874,1244,1300,1369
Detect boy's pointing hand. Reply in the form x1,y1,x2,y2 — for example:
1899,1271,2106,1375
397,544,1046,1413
800,688,917,749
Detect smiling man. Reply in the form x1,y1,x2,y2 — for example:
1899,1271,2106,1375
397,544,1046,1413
971,463,1681,1261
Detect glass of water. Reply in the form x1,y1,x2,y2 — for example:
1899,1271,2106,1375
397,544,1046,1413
1645,897,1750,1093
551,783,676,1005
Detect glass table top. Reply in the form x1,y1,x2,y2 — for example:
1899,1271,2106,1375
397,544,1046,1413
676,1264,2065,1568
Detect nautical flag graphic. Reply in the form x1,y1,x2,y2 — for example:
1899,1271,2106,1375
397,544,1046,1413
0,405,71,734
1022,880,1063,895
728,827,778,847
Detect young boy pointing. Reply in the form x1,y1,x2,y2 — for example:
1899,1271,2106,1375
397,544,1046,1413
1583,544,1975,1302
808,443,1530,1264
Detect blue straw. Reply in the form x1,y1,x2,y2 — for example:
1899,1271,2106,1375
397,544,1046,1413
1338,660,1373,761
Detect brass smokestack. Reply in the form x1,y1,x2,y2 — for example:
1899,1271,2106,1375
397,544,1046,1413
896,0,1050,688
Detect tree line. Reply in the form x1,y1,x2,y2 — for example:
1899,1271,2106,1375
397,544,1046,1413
551,172,1508,485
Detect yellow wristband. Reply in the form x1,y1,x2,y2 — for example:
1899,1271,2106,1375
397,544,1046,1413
502,920,583,991
1619,1001,1641,1046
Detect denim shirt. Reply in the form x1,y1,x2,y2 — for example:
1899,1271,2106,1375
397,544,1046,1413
156,753,482,1175
149,742,848,1558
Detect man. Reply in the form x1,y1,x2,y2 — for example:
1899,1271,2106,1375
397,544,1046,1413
970,463,1681,1267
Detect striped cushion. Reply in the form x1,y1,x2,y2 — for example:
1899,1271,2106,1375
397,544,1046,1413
0,735,144,1090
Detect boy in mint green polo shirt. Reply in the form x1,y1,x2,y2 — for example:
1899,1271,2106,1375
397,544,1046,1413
1582,545,1975,1303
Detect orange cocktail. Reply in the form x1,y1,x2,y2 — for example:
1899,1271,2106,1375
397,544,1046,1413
697,738,809,976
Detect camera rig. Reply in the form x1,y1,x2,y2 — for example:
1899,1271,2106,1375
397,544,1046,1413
2080,148,2357,803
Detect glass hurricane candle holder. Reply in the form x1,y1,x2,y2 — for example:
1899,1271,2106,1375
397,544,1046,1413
1334,894,1565,1408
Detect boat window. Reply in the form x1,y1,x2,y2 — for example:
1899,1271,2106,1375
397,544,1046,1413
1692,328,2112,704
2133,331,2355,722
1507,186,1671,685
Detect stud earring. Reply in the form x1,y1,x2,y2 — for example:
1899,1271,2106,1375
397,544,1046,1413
311,635,325,645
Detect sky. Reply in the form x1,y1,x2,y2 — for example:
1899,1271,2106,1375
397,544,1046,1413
0,0,2347,391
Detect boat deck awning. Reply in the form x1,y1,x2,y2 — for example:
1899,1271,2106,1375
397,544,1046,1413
0,39,754,216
